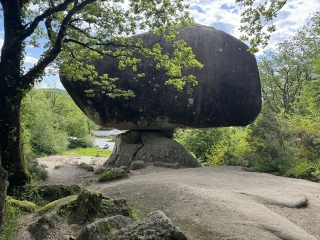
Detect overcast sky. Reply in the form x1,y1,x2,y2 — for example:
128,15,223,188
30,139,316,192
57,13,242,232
1,0,319,87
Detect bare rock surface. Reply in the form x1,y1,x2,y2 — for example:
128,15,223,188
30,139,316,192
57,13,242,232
96,166,320,240
16,156,320,240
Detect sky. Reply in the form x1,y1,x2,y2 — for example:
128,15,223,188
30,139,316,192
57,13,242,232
1,0,320,88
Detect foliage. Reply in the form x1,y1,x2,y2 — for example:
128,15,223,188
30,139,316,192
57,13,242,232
207,127,251,166
174,127,251,166
21,89,97,157
0,204,20,240
11,182,45,206
236,0,288,53
25,155,49,181
174,128,224,163
245,108,297,175
62,147,112,158
285,159,320,182
67,137,94,149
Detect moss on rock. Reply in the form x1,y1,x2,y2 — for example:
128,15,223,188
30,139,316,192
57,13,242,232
76,215,134,240
27,213,61,240
7,197,37,212
78,162,94,172
37,195,77,216
38,184,82,202
98,170,128,182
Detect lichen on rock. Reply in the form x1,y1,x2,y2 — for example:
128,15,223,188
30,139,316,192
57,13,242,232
27,213,61,240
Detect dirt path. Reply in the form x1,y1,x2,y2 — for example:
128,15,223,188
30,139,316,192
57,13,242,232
36,156,320,240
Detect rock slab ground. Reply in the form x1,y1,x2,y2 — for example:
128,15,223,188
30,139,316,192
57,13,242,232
34,156,320,240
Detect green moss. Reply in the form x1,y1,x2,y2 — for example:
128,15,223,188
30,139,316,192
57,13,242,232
7,197,37,212
69,190,104,224
37,195,77,216
98,171,128,182
38,184,82,202
127,205,144,220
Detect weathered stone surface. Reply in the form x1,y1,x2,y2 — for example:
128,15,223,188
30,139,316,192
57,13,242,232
76,215,134,240
112,210,188,240
38,184,82,202
78,162,94,172
60,24,261,131
67,190,129,224
97,169,129,182
130,160,146,170
105,131,201,168
154,162,180,169
28,213,61,240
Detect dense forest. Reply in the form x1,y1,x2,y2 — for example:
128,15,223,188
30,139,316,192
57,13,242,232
175,11,320,182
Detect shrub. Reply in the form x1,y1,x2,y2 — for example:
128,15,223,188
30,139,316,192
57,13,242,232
68,137,94,149
25,155,48,181
246,109,297,175
11,182,45,206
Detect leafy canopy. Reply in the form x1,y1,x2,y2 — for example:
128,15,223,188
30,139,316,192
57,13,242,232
236,0,287,53
10,0,202,95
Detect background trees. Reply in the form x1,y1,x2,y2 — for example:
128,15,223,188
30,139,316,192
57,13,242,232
21,88,97,157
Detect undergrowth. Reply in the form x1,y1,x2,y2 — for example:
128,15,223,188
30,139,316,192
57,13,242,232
0,204,20,240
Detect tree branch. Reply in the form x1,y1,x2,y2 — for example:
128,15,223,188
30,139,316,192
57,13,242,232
63,38,104,55
23,0,97,83
18,0,75,42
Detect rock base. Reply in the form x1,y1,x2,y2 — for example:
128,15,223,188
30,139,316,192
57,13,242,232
104,131,201,169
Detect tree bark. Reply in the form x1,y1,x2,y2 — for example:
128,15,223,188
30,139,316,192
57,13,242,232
0,165,8,225
0,91,31,192
0,0,32,193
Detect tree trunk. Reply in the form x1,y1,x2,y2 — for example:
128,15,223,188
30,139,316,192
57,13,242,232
0,91,31,192
0,1,32,193
0,165,8,225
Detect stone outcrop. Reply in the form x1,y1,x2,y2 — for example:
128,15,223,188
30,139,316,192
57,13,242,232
77,210,187,240
104,131,201,169
112,210,187,240
24,185,187,240
28,213,61,240
76,215,134,240
60,24,261,131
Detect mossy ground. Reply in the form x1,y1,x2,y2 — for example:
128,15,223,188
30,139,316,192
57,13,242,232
98,171,128,182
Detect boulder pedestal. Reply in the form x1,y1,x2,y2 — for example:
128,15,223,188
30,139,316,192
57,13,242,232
104,131,201,169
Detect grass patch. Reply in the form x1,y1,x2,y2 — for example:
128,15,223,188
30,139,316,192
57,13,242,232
62,147,112,158
0,204,20,240
98,171,128,182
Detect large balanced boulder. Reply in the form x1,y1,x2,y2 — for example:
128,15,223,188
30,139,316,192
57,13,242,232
60,24,261,130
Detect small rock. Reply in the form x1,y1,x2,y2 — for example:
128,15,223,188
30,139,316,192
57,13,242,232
130,160,145,170
76,215,134,240
28,213,61,240
78,162,94,172
94,167,107,174
154,162,180,169
112,210,187,240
